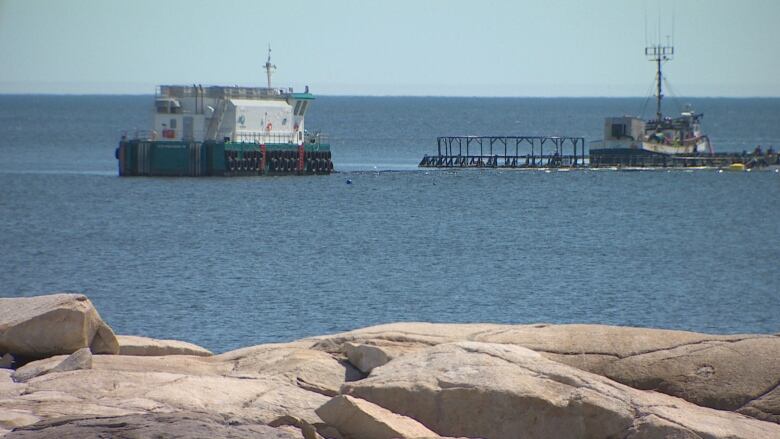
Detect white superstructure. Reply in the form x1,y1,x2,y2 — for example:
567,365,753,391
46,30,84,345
150,48,313,145
594,112,712,155
153,85,312,145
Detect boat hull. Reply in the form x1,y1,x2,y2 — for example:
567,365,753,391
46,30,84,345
116,140,332,177
588,147,673,167
589,134,713,167
641,136,712,155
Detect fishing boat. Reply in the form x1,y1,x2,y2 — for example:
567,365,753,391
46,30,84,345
589,43,713,167
116,47,333,176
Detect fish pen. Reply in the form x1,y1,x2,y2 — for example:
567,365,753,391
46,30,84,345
418,136,587,169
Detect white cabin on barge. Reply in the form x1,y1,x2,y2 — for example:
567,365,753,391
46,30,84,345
153,85,313,145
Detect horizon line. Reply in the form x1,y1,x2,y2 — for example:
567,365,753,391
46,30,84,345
1,92,779,99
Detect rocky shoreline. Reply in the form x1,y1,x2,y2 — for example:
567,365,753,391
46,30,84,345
1,293,779,438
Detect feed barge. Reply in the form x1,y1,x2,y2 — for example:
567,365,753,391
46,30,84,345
116,49,332,177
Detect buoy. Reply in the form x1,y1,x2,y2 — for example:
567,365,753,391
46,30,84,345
346,179,352,184
726,163,746,172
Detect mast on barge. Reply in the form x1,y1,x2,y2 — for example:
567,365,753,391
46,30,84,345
264,44,276,89
645,42,674,122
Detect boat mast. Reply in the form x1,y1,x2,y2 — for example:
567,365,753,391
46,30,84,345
645,43,673,122
264,44,276,89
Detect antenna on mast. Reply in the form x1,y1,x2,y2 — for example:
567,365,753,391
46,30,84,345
643,4,648,47
263,44,276,89
656,1,661,45
645,38,673,122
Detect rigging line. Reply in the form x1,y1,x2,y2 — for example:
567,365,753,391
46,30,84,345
644,0,648,47
662,76,683,115
639,75,656,119
671,2,676,47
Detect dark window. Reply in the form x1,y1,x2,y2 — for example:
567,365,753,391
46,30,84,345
611,124,626,138
170,118,177,129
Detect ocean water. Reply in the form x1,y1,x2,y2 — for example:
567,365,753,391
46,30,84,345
0,95,778,353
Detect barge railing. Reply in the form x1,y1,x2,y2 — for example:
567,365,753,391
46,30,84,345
123,129,327,147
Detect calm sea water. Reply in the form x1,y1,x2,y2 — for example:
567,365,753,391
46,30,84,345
1,95,778,352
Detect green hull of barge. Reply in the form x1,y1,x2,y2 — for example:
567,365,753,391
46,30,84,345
116,140,333,177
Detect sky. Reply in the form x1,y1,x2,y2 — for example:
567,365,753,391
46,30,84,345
0,0,778,96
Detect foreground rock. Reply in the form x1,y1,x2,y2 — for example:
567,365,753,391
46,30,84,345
3,412,307,438
215,343,363,397
2,293,779,437
0,342,363,437
313,322,780,422
316,395,438,439
0,354,14,369
342,342,780,439
12,348,92,383
117,335,213,357
0,294,118,359
343,342,417,374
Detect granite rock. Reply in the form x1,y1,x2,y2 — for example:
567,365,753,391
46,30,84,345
3,412,307,438
0,294,118,359
314,322,780,422
342,341,780,439
343,342,418,374
316,395,439,439
117,335,213,357
0,354,14,369
12,348,92,383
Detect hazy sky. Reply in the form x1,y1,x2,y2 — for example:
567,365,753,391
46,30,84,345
1,0,778,96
